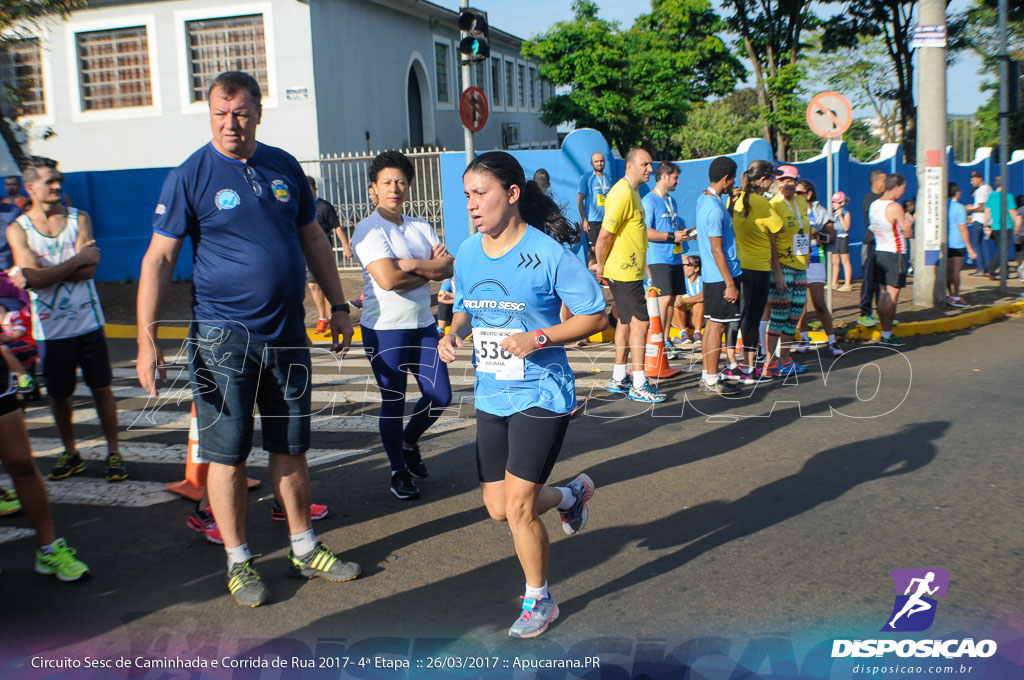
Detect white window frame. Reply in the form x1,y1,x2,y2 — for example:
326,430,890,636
489,53,503,112
432,35,455,111
503,55,517,111
65,15,161,123
0,29,56,127
175,3,278,116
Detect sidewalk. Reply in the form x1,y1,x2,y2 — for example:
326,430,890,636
96,269,1024,341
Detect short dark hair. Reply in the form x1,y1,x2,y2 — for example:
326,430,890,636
624,148,648,165
884,174,906,192
208,71,262,107
708,157,737,183
655,162,680,181
21,156,60,185
948,182,959,195
532,168,550,184
869,170,887,183
307,175,317,190
685,255,701,271
369,150,415,184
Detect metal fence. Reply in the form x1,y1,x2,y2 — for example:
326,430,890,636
299,147,446,270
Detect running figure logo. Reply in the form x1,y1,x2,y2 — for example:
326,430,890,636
881,568,949,632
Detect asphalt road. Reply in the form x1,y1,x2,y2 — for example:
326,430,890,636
1,317,1022,677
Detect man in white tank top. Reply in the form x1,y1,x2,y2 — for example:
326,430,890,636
868,173,914,347
5,157,124,482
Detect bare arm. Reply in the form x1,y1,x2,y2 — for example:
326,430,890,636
500,311,608,359
366,258,430,292
437,290,455,304
958,222,976,258
136,233,185,396
69,210,97,281
299,221,353,352
885,202,913,239
578,193,589,232
396,244,454,281
709,235,737,302
333,226,354,258
6,221,98,289
594,228,616,276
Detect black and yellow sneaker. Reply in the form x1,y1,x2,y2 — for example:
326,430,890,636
48,451,85,480
287,542,361,582
105,452,128,482
227,557,270,607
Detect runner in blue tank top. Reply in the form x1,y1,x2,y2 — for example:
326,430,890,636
438,152,607,639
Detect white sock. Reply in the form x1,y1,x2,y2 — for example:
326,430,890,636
556,487,575,511
319,317,328,323
759,321,768,352
727,362,737,370
225,543,252,568
703,371,718,386
289,529,318,557
612,364,627,382
525,581,549,601
632,372,647,389
827,334,836,343
881,330,893,339
742,365,754,374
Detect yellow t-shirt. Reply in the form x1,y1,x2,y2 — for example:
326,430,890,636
601,178,647,282
769,193,811,270
731,191,784,272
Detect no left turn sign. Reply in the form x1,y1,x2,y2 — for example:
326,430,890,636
806,91,853,139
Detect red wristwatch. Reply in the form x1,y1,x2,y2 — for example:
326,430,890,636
534,329,549,348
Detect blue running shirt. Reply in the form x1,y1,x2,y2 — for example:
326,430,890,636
695,190,740,283
152,142,315,341
643,191,686,266
454,227,605,416
948,200,967,249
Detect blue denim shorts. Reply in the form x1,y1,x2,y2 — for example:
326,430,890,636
188,322,311,465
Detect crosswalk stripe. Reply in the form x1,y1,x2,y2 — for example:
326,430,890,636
0,527,36,545
72,383,476,402
0,476,174,509
22,409,474,432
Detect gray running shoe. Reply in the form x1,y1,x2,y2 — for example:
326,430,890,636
628,381,667,403
288,542,361,582
606,376,630,394
559,473,595,535
509,596,559,638
227,558,270,607
698,379,740,396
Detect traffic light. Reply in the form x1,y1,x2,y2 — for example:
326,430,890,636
458,7,489,63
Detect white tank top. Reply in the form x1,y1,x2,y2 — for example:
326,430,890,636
868,199,906,254
16,209,104,341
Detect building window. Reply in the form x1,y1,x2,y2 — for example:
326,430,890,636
490,56,501,107
186,14,268,103
0,37,45,115
529,66,537,109
473,61,485,92
76,26,152,110
504,60,514,108
434,41,450,104
517,64,525,109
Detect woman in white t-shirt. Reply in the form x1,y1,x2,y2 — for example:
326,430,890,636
351,151,454,501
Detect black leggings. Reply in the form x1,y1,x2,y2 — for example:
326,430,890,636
727,269,769,354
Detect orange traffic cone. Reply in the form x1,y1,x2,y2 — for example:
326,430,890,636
165,403,260,501
644,287,681,378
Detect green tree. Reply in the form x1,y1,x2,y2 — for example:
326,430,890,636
522,0,743,158
1,0,82,168
962,0,1024,151
672,90,765,158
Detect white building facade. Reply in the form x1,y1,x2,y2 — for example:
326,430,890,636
1,0,557,173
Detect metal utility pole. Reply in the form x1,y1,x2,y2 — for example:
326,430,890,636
461,0,473,171
913,0,948,307
997,0,1010,292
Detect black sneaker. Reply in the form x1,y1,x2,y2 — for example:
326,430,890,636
227,557,271,607
697,379,741,396
48,451,85,480
105,452,128,482
288,542,361,582
390,469,421,500
402,444,429,479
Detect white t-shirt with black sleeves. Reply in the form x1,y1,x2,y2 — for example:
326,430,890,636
352,211,441,330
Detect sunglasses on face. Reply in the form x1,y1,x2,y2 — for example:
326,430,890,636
795,190,808,195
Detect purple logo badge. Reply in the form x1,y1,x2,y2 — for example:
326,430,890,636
881,568,949,632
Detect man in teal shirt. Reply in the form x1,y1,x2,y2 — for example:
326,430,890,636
984,176,1014,279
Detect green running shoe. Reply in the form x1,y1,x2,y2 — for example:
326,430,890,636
16,374,35,393
288,542,361,582
857,315,877,328
35,538,90,582
48,451,85,480
227,557,270,607
0,488,21,516
105,452,128,482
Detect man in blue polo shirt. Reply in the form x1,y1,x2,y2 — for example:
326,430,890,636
577,152,611,252
136,71,359,607
695,157,741,397
642,161,691,359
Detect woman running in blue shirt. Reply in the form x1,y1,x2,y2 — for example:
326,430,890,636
438,152,607,638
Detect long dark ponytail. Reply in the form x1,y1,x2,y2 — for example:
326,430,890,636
729,159,776,218
464,151,580,246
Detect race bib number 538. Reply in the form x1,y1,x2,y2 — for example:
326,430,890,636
472,327,525,380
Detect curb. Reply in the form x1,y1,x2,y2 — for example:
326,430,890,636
842,299,1024,341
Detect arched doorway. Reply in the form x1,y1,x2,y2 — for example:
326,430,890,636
407,66,424,148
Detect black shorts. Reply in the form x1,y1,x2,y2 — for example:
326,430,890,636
476,407,571,484
703,277,742,324
873,251,908,289
437,302,453,323
607,279,648,324
830,236,850,255
948,247,967,259
648,264,685,296
37,328,113,400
